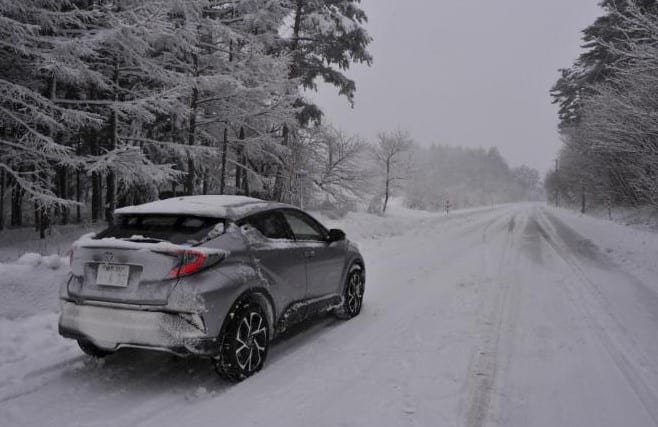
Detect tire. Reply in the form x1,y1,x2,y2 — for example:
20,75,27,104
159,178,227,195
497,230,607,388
77,340,113,358
335,264,365,319
215,302,270,382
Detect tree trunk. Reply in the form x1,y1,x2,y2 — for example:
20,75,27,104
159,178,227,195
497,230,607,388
76,167,81,224
60,167,69,225
39,206,48,239
0,169,4,230
75,140,81,224
382,159,390,213
91,172,101,223
220,127,228,194
34,201,39,231
38,76,56,237
273,125,289,201
105,58,119,225
289,0,304,78
234,128,246,194
554,159,559,208
105,170,115,224
11,182,22,227
239,127,249,196
186,55,199,196
170,114,178,196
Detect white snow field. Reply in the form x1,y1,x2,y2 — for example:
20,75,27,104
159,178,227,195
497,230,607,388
2,202,658,427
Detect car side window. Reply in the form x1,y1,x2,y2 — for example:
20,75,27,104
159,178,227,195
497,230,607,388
282,210,328,242
242,211,292,240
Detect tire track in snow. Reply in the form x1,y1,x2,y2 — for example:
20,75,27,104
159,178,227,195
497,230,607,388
536,210,658,425
0,355,85,404
462,207,528,427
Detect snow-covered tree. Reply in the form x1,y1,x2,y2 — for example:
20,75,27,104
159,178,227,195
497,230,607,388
0,0,103,231
551,0,658,129
374,129,413,213
282,0,373,124
549,1,658,209
300,126,371,205
149,0,297,197
0,0,373,233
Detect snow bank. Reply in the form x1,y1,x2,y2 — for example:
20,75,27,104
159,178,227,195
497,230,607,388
14,253,66,270
16,252,43,267
548,207,658,288
572,205,658,231
0,223,103,262
0,254,70,319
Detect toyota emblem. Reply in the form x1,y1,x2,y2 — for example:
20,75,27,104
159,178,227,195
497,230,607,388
103,252,114,264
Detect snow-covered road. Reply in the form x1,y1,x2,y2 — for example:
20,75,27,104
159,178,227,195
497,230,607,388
2,204,658,427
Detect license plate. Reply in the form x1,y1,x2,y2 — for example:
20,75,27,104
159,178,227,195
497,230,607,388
96,264,130,287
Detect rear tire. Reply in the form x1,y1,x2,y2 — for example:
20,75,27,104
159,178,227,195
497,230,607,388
77,340,113,358
335,264,365,319
215,302,270,382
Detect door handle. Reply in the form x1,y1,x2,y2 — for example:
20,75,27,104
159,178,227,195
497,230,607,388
304,250,316,258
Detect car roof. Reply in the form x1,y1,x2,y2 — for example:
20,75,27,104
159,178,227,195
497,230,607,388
114,195,291,220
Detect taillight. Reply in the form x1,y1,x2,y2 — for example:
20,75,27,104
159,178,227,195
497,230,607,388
166,249,224,279
69,249,74,267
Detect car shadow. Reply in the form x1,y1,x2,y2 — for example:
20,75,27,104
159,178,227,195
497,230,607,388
47,313,344,403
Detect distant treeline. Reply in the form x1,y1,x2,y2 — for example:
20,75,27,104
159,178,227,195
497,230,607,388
404,145,543,211
549,0,658,210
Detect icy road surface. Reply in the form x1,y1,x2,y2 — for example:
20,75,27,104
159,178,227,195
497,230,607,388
2,203,658,427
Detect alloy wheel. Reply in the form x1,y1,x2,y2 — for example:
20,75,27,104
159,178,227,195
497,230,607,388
346,271,364,315
234,311,268,373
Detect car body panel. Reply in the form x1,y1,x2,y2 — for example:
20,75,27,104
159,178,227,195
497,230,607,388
297,239,347,298
245,237,308,319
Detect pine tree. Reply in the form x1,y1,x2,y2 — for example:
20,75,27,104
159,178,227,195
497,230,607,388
283,0,373,124
0,0,102,216
551,0,658,129
549,0,658,208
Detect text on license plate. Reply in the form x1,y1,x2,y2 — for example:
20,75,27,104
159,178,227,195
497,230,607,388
96,264,130,287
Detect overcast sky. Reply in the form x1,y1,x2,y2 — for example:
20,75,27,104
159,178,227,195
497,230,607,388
310,0,603,174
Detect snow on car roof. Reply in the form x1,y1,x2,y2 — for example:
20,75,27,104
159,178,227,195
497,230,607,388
114,195,273,219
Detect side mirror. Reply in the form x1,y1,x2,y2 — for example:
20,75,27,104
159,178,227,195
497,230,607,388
327,228,346,242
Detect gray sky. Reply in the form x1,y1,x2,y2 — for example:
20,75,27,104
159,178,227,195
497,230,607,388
310,0,603,174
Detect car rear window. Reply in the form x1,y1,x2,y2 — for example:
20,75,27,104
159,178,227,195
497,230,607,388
95,214,225,245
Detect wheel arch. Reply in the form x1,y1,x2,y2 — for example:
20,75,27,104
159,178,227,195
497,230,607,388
347,256,365,282
219,287,277,341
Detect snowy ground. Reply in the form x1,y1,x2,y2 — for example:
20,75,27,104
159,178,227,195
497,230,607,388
1,202,658,426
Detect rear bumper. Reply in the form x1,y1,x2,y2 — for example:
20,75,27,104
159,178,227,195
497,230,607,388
58,301,220,356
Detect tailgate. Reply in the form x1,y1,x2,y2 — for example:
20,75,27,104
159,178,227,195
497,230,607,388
68,241,179,305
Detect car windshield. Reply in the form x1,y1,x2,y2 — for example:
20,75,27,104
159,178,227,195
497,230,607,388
94,214,225,245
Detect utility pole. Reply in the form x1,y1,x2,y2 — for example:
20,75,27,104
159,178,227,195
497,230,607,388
555,159,559,208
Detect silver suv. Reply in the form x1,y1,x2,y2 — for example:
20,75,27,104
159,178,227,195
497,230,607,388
59,196,365,381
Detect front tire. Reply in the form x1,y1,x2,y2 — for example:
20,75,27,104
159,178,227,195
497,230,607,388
215,302,270,382
335,265,365,319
